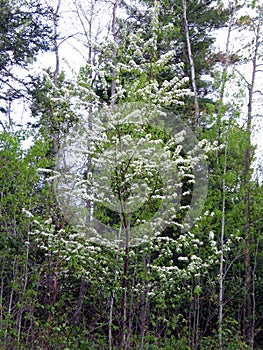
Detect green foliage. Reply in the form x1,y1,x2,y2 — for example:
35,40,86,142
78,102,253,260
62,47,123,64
30,69,78,152
120,0,230,115
0,0,53,116
0,0,263,349
0,0,52,69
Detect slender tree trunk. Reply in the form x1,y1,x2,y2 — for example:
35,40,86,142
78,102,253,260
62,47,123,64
219,1,237,101
182,0,200,133
108,2,133,349
110,0,119,108
17,232,31,345
243,8,262,345
86,0,94,236
4,258,17,346
119,216,130,349
219,132,229,349
51,0,61,156
119,170,131,349
251,237,259,349
217,4,237,346
140,255,150,350
53,0,60,87
109,293,114,350
193,275,201,348
109,225,122,350
72,0,96,324
127,258,138,348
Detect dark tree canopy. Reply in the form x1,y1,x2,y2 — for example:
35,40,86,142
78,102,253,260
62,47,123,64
0,0,52,70
0,0,53,115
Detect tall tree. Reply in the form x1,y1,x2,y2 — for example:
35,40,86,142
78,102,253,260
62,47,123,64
120,0,229,128
0,0,52,125
240,3,263,345
182,0,200,132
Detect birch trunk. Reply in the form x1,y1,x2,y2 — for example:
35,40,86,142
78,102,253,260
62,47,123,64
218,3,237,347
243,8,262,345
182,0,200,133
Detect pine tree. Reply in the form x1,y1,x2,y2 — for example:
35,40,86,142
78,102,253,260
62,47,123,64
0,0,53,124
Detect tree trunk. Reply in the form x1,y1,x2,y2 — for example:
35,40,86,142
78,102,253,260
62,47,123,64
51,0,61,156
119,172,131,349
72,0,97,324
219,132,228,350
182,0,200,133
110,0,119,108
243,6,262,345
218,3,237,347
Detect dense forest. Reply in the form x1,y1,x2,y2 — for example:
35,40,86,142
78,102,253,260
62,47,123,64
1,0,263,349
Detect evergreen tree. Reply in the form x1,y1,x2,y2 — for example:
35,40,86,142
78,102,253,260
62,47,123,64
0,0,53,124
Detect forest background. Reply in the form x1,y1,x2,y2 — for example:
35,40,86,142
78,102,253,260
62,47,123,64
1,0,263,349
